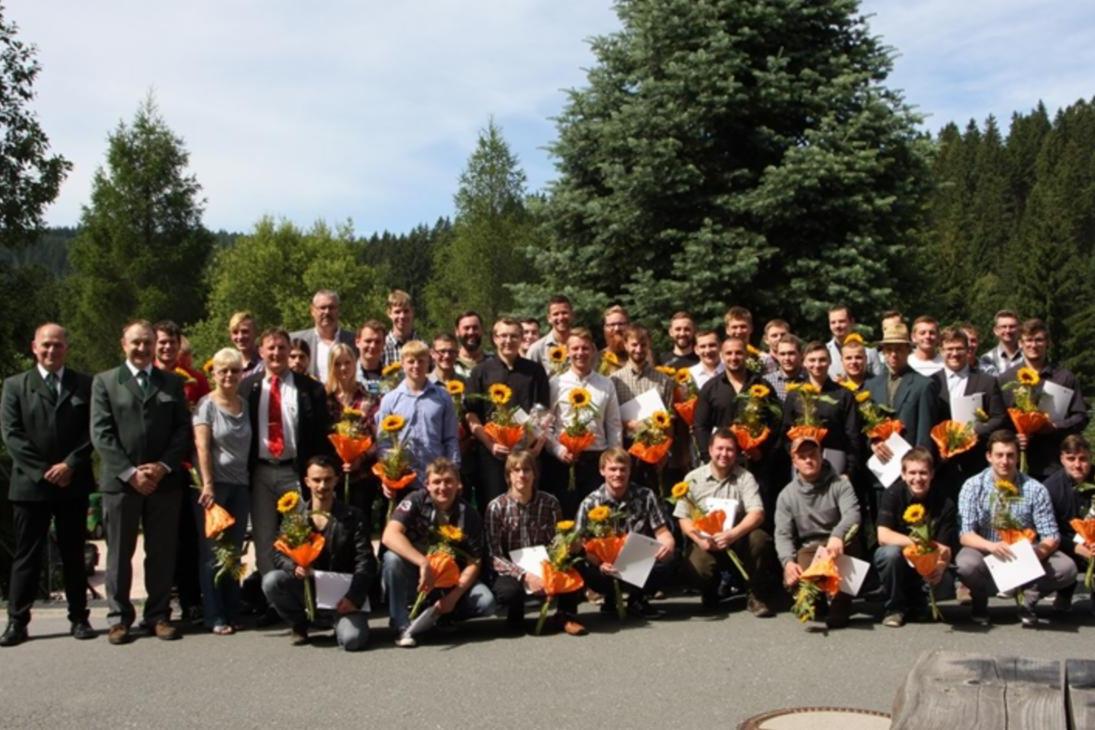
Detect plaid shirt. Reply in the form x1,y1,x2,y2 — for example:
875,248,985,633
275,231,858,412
485,491,562,578
764,368,807,402
957,468,1059,542
382,330,418,369
576,484,667,538
389,490,484,564
611,362,676,419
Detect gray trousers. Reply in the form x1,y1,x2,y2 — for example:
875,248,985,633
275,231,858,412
251,463,301,574
956,546,1077,602
102,486,181,627
262,570,368,651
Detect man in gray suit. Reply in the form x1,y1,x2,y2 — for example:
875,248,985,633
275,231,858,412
1,323,96,646
289,289,357,383
91,320,192,644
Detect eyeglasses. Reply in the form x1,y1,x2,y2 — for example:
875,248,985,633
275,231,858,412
218,367,242,374
433,349,458,356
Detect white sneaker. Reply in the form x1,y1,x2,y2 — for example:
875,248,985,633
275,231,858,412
395,632,417,648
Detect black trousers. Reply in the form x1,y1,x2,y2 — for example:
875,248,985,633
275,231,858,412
7,497,90,626
474,443,509,515
491,574,580,620
543,450,604,519
173,487,202,612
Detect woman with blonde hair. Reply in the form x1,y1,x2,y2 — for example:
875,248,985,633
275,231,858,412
325,342,380,528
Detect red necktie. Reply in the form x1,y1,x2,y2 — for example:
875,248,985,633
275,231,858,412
268,375,285,458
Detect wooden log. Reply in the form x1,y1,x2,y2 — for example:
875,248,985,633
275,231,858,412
1066,659,1095,730
995,656,1066,729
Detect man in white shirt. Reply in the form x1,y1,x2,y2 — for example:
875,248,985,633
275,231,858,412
907,315,945,377
289,289,357,382
525,294,574,374
825,304,881,379
688,330,724,390
978,309,1024,376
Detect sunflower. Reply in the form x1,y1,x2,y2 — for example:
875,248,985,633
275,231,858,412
855,389,872,403
651,410,672,429
381,362,403,378
276,491,300,514
548,345,568,364
342,407,365,419
488,383,512,406
1017,367,1040,387
380,414,406,433
556,520,576,532
655,365,677,377
674,369,692,385
749,384,770,399
568,387,592,409
445,380,465,396
670,481,690,500
842,332,865,345
839,380,860,392
602,350,620,366
437,524,464,543
747,344,762,356
995,479,1019,496
587,505,611,523
799,383,821,395
201,358,215,374
903,504,926,525
785,382,802,393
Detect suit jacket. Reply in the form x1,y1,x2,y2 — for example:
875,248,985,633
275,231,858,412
90,365,192,494
241,369,333,476
999,362,1090,479
930,369,1005,491
271,500,377,608
287,327,358,380
1,367,95,501
864,367,939,449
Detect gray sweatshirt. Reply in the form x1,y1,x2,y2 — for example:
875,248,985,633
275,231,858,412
774,465,861,566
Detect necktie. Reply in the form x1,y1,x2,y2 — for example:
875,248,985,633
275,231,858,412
44,372,58,401
136,370,149,396
268,375,285,458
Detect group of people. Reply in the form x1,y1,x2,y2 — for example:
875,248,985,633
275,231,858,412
2,288,1092,650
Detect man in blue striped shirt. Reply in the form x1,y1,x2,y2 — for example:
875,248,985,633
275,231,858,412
955,430,1077,627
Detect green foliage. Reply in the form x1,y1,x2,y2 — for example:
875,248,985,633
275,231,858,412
520,0,930,339
0,6,71,251
424,119,537,331
188,217,386,360
63,94,213,372
360,217,451,329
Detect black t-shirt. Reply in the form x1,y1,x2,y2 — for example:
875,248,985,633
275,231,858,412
465,354,551,422
877,481,958,552
659,351,700,368
390,490,484,564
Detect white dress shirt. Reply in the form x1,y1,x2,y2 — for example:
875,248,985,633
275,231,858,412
689,361,725,391
549,368,622,459
37,364,64,395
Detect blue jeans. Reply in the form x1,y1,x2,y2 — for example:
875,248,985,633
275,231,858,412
192,482,250,629
381,550,496,631
262,569,369,651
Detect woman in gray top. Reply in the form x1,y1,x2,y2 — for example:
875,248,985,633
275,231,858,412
193,347,253,634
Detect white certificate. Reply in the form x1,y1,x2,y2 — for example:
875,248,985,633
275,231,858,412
835,555,871,597
867,432,912,487
619,389,667,423
984,538,1046,593
509,546,549,580
614,532,661,588
950,392,982,426
703,497,740,533
1039,380,1073,423
314,570,370,611
512,407,530,425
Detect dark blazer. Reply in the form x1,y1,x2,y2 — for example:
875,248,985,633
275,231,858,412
863,367,939,449
271,500,377,608
241,369,333,476
1,367,95,501
287,327,358,380
780,378,862,476
90,365,192,493
930,369,1006,493
999,362,1090,479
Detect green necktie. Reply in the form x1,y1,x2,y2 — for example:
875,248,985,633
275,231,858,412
136,369,149,396
44,372,59,400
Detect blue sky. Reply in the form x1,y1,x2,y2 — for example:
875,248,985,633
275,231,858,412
9,1,1095,236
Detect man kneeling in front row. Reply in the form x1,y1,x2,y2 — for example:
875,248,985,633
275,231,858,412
263,456,376,650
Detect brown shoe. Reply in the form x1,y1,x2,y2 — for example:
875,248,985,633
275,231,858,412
562,619,588,636
747,594,774,618
956,581,972,606
107,624,130,645
152,620,179,641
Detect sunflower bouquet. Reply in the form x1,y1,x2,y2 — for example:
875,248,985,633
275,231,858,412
582,503,628,620
559,386,598,491
328,406,374,504
672,368,699,427
1070,493,1095,591
730,383,781,460
854,388,903,441
373,413,417,520
745,344,765,374
990,478,1035,545
534,520,585,635
445,380,466,425
190,468,246,586
669,481,749,582
273,490,327,621
930,420,977,461
475,383,526,450
901,503,944,621
791,524,858,624
1002,366,1051,473
380,361,404,394
597,349,622,376
409,523,470,620
628,410,674,496
784,381,835,444
547,344,569,376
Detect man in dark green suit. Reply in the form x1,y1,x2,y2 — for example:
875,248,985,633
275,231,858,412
1,324,96,647
91,320,192,644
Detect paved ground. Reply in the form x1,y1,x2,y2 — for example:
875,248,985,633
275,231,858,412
2,591,1092,728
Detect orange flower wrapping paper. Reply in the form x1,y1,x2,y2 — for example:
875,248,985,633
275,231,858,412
673,398,697,427
800,555,841,598
204,502,236,539
692,509,726,536
1007,408,1051,437
484,422,525,450
902,544,943,578
584,535,626,565
329,433,373,466
729,424,770,456
628,437,673,465
428,551,460,589
541,561,584,596
867,419,904,441
371,462,417,492
1070,517,1095,546
930,420,977,460
998,527,1037,545
274,532,326,568
560,431,596,458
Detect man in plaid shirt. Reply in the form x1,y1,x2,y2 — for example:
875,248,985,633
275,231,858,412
956,430,1077,628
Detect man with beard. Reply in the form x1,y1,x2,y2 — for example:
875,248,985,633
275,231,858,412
599,305,630,376
454,310,487,378
659,311,699,368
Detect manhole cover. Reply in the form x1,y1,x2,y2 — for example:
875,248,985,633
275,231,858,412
739,706,890,729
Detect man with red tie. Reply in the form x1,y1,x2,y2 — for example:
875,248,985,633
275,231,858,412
241,328,333,580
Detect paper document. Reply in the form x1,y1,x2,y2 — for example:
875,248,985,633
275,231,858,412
835,555,870,596
867,433,912,487
614,532,661,588
950,393,982,426
512,407,530,425
619,389,667,423
314,570,370,611
509,546,549,581
1039,381,1073,423
984,538,1045,593
702,497,740,533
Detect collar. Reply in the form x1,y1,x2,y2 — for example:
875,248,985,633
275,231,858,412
946,365,970,379
125,361,152,378
265,370,293,386
37,364,64,382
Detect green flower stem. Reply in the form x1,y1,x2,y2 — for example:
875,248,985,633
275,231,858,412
534,598,555,636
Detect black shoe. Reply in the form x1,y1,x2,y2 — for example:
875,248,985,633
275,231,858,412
290,624,309,646
0,622,28,647
627,597,665,620
71,620,97,640
255,608,282,628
